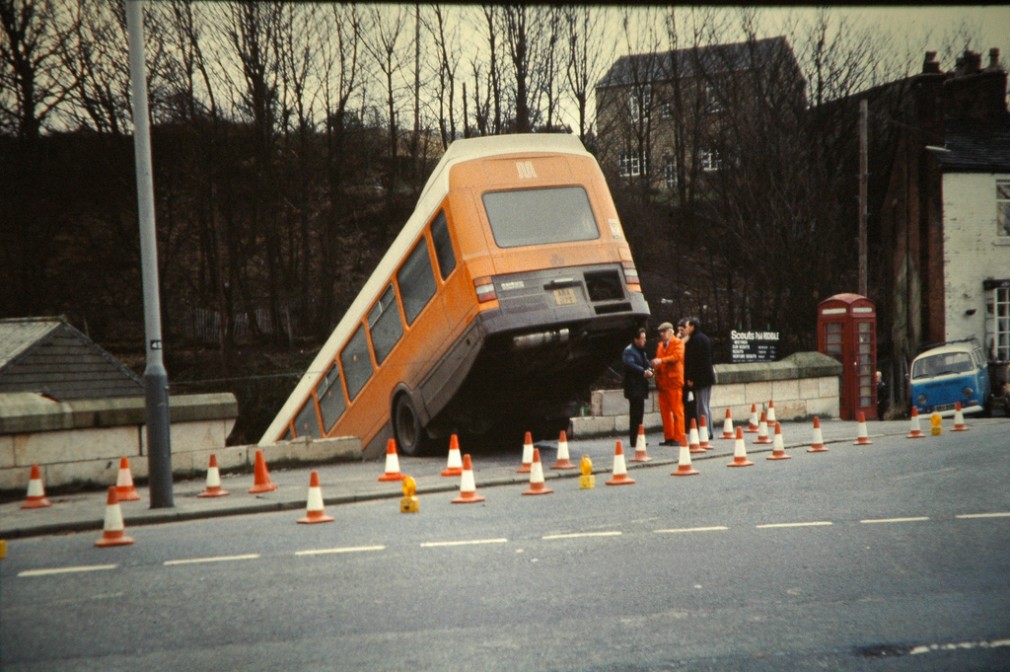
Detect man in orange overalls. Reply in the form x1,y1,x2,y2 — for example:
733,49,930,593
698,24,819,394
651,321,685,446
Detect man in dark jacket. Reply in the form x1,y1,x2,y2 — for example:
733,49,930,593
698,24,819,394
622,327,654,449
684,317,715,432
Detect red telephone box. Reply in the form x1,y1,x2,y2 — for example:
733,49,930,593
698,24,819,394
817,293,877,421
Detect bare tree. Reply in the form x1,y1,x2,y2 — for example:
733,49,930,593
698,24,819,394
564,6,613,143
425,3,460,149
364,4,411,193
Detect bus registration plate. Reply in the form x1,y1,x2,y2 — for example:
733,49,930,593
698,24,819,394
553,288,578,306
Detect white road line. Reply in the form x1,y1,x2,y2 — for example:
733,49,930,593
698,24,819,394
163,553,260,567
543,531,622,540
956,512,1010,519
19,564,118,578
756,521,833,529
860,516,930,524
654,526,729,534
420,538,508,548
910,638,1010,655
296,545,386,556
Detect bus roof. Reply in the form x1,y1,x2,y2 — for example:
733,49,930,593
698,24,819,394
259,133,594,445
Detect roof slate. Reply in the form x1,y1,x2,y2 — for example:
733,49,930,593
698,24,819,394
933,119,1010,172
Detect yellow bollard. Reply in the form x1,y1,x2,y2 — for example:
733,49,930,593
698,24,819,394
930,412,943,436
399,475,420,513
578,455,595,489
0,539,7,560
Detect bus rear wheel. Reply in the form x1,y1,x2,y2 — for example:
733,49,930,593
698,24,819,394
394,394,429,457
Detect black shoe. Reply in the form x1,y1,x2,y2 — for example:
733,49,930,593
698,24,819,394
660,439,675,446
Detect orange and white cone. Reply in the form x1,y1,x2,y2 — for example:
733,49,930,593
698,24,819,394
906,408,925,439
688,418,704,454
746,404,760,433
671,439,700,476
721,409,735,439
115,456,141,502
95,486,134,547
441,434,464,477
21,464,52,509
630,424,653,462
728,427,755,467
522,448,554,496
452,454,486,504
298,470,334,524
552,430,576,469
766,400,777,424
853,412,873,445
766,422,791,460
952,402,969,431
198,454,230,498
754,412,773,444
518,431,534,473
698,415,713,450
807,416,828,453
606,441,636,485
249,449,278,493
378,438,406,482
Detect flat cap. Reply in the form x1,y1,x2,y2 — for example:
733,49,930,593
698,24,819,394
657,322,674,332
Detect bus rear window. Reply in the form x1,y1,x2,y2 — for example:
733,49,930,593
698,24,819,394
482,186,599,248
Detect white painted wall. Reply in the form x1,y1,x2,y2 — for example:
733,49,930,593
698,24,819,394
941,172,1010,346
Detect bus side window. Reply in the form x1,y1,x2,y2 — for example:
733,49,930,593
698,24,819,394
431,211,456,280
398,239,437,324
368,284,403,364
294,398,322,438
341,325,374,400
316,362,347,431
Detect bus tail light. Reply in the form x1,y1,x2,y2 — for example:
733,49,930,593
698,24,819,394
622,262,641,290
474,276,497,303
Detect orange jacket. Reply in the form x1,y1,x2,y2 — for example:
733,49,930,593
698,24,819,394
654,337,684,388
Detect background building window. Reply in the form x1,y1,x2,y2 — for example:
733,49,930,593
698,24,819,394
663,154,677,190
997,180,1010,236
629,85,652,119
704,82,723,113
700,148,722,172
619,152,641,177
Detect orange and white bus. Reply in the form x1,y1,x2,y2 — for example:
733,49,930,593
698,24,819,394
259,133,650,456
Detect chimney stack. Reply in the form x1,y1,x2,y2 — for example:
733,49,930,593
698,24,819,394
922,51,941,74
987,48,1001,71
967,50,982,74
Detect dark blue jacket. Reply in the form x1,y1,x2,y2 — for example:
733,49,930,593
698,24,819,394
622,342,652,400
684,330,715,388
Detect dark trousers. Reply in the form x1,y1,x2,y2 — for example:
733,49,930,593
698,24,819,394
628,397,645,449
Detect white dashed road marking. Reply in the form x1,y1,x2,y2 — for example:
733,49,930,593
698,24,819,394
910,638,1010,655
420,537,508,548
296,545,386,556
756,521,833,529
18,564,118,578
860,517,930,524
164,553,260,566
654,526,729,534
543,531,622,540
956,512,1010,519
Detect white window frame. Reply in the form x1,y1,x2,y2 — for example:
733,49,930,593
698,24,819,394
629,85,652,120
705,82,723,114
997,179,1010,236
699,148,722,172
992,286,1010,362
619,151,641,177
662,153,677,190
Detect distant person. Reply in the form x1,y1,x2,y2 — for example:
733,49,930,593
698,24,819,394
677,318,695,427
651,322,685,446
684,316,715,432
876,370,887,420
622,327,654,449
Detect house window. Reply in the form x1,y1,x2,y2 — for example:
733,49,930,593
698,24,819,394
705,83,723,114
619,151,641,177
660,102,673,119
992,286,1010,362
629,85,652,120
699,148,722,172
662,154,677,190
997,180,1010,236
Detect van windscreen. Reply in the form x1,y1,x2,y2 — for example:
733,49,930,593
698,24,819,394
482,186,599,248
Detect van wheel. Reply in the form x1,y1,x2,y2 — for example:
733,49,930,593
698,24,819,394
394,394,429,457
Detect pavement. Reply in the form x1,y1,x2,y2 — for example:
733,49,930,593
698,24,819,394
0,417,993,540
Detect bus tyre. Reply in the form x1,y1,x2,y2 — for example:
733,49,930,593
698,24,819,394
394,394,429,457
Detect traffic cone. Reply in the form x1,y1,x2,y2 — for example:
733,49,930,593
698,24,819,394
671,439,700,476
721,409,735,439
21,464,52,509
687,418,704,454
95,486,134,547
552,430,576,469
853,412,873,445
522,448,554,496
698,415,713,450
378,438,406,482
766,422,791,460
606,441,636,485
441,434,463,477
630,424,653,462
298,471,335,524
746,404,760,433
115,456,141,502
767,400,776,424
906,408,925,439
518,431,534,473
452,454,486,504
952,403,969,431
728,427,755,467
753,412,773,444
249,449,278,493
198,454,230,498
807,416,828,453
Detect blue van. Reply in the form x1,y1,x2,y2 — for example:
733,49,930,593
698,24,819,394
910,341,992,417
